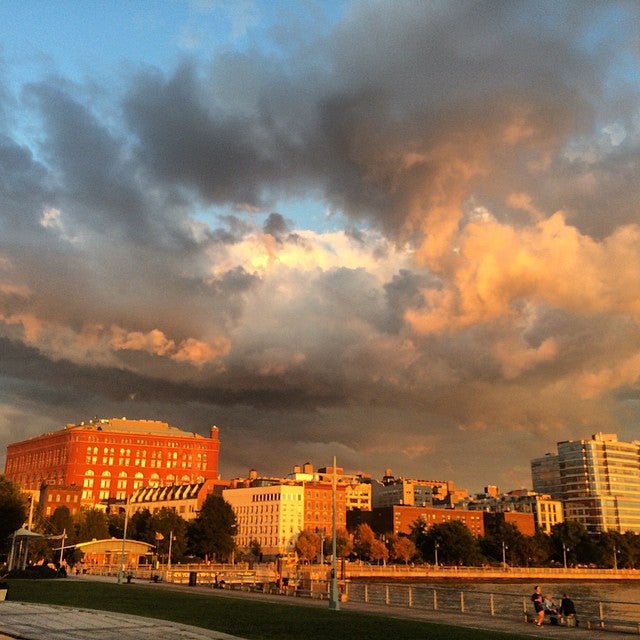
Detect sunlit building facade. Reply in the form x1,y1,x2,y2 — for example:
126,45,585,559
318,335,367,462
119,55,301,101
223,484,305,557
531,433,640,534
4,418,220,509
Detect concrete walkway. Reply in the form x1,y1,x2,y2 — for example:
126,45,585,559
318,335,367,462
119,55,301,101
0,601,245,640
0,578,637,640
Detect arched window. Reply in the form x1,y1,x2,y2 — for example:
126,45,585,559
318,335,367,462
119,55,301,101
83,470,95,488
149,473,160,488
133,472,144,491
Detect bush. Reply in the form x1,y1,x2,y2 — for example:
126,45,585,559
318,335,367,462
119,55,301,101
6,565,59,579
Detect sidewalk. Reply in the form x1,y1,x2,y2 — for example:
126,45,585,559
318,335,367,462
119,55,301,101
0,601,245,640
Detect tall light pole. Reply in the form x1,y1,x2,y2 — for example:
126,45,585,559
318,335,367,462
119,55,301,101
502,541,508,569
167,530,174,573
117,498,130,584
613,546,618,571
434,542,439,568
328,456,340,611
562,542,570,570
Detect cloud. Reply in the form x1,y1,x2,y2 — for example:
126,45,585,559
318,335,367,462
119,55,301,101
1,1,640,491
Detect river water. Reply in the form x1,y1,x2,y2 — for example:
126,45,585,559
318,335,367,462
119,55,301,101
345,579,640,624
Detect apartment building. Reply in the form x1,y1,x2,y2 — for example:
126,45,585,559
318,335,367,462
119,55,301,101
222,483,305,557
531,432,640,534
371,469,453,508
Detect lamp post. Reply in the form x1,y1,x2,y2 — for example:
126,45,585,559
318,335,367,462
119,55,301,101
502,541,508,569
167,530,174,573
613,546,618,571
434,542,439,568
562,543,570,570
328,456,340,611
117,498,130,585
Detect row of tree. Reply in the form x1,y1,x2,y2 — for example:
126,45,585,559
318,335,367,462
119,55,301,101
0,475,237,566
3,473,640,569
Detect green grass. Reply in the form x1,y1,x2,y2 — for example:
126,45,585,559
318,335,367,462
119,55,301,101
6,579,533,640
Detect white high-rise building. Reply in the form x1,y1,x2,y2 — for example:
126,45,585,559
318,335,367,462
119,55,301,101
531,433,640,534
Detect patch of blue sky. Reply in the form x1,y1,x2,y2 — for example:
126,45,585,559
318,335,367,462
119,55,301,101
0,0,347,88
193,193,351,236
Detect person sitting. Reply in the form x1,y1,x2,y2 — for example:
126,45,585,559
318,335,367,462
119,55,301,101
560,593,578,627
544,597,559,625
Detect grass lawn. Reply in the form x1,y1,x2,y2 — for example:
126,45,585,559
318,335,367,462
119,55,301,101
6,579,534,640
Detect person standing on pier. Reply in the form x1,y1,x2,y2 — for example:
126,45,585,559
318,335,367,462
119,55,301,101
531,585,545,627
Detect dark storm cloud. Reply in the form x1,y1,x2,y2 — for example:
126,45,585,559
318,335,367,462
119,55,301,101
2,1,640,490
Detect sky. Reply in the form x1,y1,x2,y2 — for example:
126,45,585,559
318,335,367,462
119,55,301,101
1,0,640,494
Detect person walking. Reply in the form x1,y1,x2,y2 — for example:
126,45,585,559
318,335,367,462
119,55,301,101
531,585,545,627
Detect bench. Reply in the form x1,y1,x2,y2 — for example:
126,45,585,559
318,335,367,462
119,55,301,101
585,618,640,633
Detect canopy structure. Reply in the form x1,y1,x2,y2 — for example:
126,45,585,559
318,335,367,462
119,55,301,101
7,528,45,571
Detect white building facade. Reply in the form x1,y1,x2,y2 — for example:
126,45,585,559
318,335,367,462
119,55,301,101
223,484,304,557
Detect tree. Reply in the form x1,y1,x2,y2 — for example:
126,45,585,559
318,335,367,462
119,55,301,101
295,529,321,563
77,508,109,542
150,508,188,564
0,475,27,551
479,521,524,566
414,521,482,566
129,508,154,545
353,523,376,560
390,535,416,564
187,495,237,562
369,538,389,565
329,527,353,558
48,505,76,542
550,521,589,566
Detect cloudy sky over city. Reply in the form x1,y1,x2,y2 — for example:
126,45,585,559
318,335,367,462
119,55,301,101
1,0,640,492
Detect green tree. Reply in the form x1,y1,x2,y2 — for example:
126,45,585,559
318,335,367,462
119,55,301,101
479,521,524,566
45,505,77,564
129,508,154,544
414,521,482,566
77,508,109,542
0,475,27,551
150,508,188,564
550,521,589,567
187,495,236,562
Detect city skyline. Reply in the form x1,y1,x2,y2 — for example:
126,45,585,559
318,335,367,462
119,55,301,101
1,2,640,494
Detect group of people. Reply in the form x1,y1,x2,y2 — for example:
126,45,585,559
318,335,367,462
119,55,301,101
531,586,577,627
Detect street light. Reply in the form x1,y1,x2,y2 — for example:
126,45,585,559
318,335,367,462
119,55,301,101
328,456,340,611
502,541,508,569
117,498,130,585
613,546,618,571
562,542,570,570
434,542,439,568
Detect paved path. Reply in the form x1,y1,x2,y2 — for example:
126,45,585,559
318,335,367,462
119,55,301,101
0,601,244,640
0,577,637,640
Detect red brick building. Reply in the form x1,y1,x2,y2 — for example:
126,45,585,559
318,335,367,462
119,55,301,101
303,480,347,533
4,418,220,508
349,505,485,538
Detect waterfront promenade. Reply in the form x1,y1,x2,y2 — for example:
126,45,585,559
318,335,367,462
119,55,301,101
1,574,639,640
